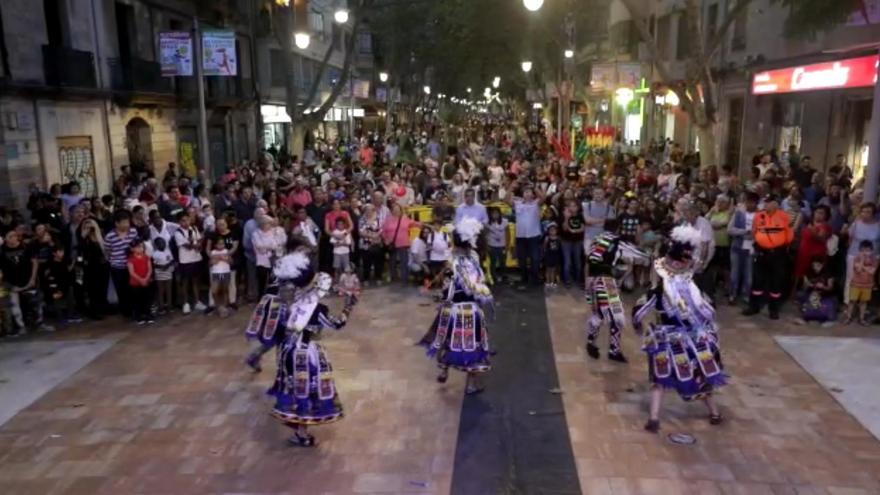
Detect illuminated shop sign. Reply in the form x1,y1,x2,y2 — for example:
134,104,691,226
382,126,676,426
751,55,878,95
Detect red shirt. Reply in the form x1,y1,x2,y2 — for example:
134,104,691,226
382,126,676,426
286,189,313,209
324,210,352,233
128,254,151,287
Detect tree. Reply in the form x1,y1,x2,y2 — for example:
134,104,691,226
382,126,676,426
620,0,869,168
369,0,601,134
263,0,365,156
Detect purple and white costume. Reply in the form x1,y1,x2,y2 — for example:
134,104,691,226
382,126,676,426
632,227,727,401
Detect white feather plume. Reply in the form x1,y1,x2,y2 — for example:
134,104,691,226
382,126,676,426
670,225,703,247
455,216,484,247
274,252,310,280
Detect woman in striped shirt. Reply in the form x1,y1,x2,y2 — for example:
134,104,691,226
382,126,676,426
104,209,140,319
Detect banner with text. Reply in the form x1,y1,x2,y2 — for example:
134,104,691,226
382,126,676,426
202,31,237,76
159,32,193,76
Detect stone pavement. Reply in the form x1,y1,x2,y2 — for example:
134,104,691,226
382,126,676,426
0,285,878,495
547,290,880,495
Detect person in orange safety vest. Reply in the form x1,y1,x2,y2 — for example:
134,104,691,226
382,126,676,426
743,193,794,319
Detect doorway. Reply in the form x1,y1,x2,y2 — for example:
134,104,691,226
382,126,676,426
208,125,228,179
125,117,154,173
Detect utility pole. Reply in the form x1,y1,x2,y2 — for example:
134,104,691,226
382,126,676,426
864,49,880,202
349,70,355,142
193,18,211,180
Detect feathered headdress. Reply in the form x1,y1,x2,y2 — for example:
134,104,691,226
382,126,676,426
273,252,314,287
670,225,702,248
666,224,702,262
454,216,484,248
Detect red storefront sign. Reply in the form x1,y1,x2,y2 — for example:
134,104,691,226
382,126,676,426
751,55,878,95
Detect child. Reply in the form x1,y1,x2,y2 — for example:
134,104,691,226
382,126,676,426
174,212,204,314
543,223,562,288
201,204,216,233
798,256,836,326
846,240,877,325
42,246,77,323
427,221,452,277
486,207,509,285
409,227,432,287
329,217,352,279
127,239,154,325
151,237,175,315
209,238,232,317
337,263,361,299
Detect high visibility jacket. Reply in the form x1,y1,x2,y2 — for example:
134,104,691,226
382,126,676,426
753,209,793,250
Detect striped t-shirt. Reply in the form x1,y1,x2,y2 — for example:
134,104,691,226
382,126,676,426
105,228,139,269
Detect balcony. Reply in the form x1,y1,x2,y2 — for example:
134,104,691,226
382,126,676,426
42,45,97,88
175,76,253,106
108,57,172,94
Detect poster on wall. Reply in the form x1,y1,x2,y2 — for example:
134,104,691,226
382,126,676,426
590,63,616,90
159,32,193,76
202,31,237,76
179,142,197,178
57,136,98,197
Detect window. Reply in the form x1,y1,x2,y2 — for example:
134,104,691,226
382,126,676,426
299,57,313,90
731,6,748,51
44,0,66,46
357,32,372,54
309,10,324,39
656,14,672,60
270,49,286,87
706,3,718,40
675,14,690,60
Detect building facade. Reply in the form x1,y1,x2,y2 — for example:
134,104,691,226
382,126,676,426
594,0,880,176
0,0,372,209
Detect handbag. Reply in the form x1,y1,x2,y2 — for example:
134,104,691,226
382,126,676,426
386,216,403,255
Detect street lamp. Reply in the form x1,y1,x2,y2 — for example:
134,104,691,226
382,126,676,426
294,32,311,49
564,49,574,59
379,71,388,83
521,61,533,73
523,0,544,11
466,87,472,93
423,85,431,95
334,8,349,24
492,76,500,88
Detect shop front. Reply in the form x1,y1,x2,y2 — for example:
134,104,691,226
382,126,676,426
744,52,877,177
261,104,291,151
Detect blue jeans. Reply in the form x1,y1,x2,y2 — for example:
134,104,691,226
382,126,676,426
515,236,542,285
560,239,582,285
729,247,753,301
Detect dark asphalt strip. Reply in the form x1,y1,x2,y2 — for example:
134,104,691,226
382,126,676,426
450,288,582,495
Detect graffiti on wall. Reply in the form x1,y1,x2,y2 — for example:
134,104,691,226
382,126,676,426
57,136,97,197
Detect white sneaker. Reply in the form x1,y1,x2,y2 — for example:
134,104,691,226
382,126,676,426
182,303,192,315
194,302,207,312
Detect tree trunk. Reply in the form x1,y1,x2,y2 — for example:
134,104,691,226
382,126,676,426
290,123,307,158
695,125,718,169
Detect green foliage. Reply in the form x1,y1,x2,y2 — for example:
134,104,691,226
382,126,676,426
779,0,868,38
369,0,605,99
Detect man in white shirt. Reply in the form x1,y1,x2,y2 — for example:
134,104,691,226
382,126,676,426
173,213,206,314
680,200,715,297
507,183,544,288
455,189,489,225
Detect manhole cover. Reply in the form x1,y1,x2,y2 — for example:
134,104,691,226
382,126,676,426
667,433,696,445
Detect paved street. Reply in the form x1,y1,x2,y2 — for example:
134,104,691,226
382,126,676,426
1,287,879,495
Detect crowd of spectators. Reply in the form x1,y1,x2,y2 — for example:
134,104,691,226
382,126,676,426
0,123,875,336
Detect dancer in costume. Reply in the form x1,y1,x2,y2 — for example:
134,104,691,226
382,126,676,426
268,272,357,446
419,217,494,395
584,227,649,362
244,251,313,372
632,225,726,433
